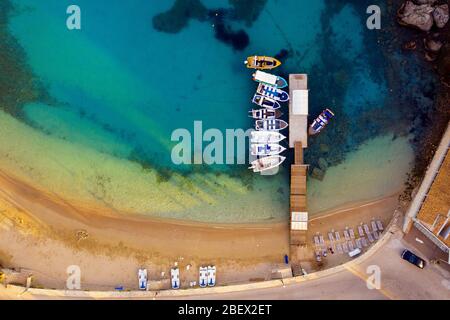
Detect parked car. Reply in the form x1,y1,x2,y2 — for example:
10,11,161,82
401,249,425,269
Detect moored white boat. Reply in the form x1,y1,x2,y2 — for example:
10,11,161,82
251,143,286,156
256,83,289,102
248,108,282,119
252,94,281,109
249,155,286,173
253,70,288,88
255,119,288,131
250,131,286,143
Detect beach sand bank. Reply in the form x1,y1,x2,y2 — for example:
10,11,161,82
0,169,400,290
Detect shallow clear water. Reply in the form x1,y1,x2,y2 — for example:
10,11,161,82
0,0,416,222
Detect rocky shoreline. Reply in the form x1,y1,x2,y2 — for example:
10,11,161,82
393,0,450,201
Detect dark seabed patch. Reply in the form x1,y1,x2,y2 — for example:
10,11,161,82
152,0,268,50
152,0,208,33
211,18,249,51
0,1,50,118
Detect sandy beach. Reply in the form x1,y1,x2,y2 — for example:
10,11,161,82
0,169,401,290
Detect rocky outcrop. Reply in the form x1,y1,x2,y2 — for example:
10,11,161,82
424,38,443,52
398,1,435,31
414,0,437,4
403,40,418,50
433,4,449,28
398,1,449,31
423,37,443,61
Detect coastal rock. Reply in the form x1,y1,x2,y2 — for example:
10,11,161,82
424,51,438,61
311,167,325,181
413,0,437,4
424,38,443,52
398,1,435,31
403,40,417,50
433,4,449,28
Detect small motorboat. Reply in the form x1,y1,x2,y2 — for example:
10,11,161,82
245,56,281,70
309,108,335,135
249,155,286,173
250,131,286,144
248,108,282,120
253,70,288,88
252,94,281,109
256,83,289,102
255,119,288,131
251,143,286,156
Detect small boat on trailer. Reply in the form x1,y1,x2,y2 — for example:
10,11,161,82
255,119,288,131
249,155,286,173
248,108,282,120
250,131,286,144
251,143,286,156
309,108,335,135
253,70,288,88
252,94,281,109
245,56,281,70
256,83,289,102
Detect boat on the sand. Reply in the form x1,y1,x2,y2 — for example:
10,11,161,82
255,119,288,131
252,70,288,88
249,155,286,173
245,56,281,70
309,108,335,135
248,108,282,119
251,143,286,156
256,83,289,102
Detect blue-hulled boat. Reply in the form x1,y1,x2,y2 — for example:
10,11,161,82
252,94,281,109
256,83,289,102
248,108,282,119
255,119,288,131
309,108,335,135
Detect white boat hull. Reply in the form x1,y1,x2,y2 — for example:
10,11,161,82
250,131,286,144
249,156,286,173
251,143,286,156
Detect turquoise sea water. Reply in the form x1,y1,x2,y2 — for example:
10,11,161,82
1,0,422,222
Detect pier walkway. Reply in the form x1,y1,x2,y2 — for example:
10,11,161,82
288,74,308,148
288,74,309,251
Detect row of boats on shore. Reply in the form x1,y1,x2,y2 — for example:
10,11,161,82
245,56,289,173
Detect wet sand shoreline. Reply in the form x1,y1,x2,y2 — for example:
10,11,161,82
0,169,401,290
